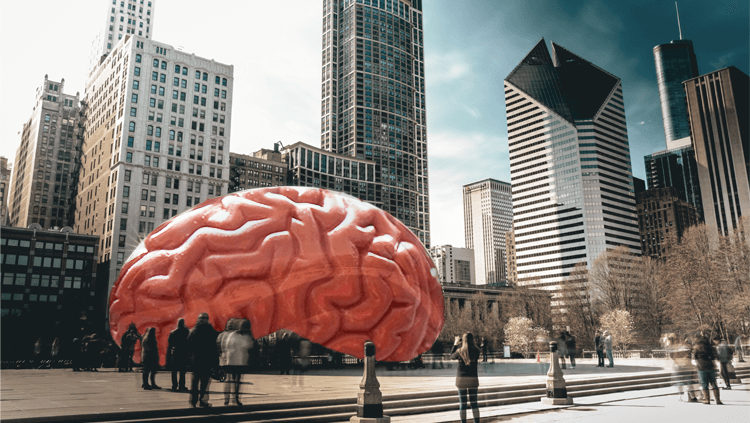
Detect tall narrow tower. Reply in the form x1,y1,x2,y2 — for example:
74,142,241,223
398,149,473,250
320,0,429,247
504,39,640,291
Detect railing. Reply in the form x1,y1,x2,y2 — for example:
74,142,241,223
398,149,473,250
581,350,644,358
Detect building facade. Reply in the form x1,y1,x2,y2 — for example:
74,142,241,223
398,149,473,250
320,0,430,247
463,178,512,285
7,76,84,230
636,187,698,258
505,230,517,286
1,225,99,360
74,35,233,299
1,157,11,225
429,244,475,285
653,39,700,149
684,66,750,236
229,147,287,193
644,145,703,221
504,39,640,291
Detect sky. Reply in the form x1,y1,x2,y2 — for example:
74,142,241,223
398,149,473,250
0,0,747,248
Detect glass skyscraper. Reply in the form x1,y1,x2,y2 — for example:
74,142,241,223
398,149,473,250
504,39,640,289
320,0,429,247
644,145,703,221
653,39,699,148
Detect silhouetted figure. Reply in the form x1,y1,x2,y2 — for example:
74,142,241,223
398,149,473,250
735,335,745,362
277,333,292,375
450,333,480,423
480,337,487,362
219,319,254,406
594,331,604,367
557,332,568,369
188,313,218,408
670,340,697,402
293,339,311,387
565,331,577,369
119,323,141,372
603,330,614,367
72,329,84,371
717,339,733,390
431,339,445,369
168,318,190,391
692,334,722,404
86,333,103,371
141,328,161,390
50,338,60,369
33,338,44,369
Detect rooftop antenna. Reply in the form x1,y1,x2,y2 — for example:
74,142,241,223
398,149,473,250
675,2,683,40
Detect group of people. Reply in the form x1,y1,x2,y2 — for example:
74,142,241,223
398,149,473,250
594,330,614,367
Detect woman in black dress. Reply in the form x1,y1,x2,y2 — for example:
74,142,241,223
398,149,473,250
140,327,161,390
450,332,481,423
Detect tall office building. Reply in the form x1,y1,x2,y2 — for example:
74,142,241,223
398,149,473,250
229,148,287,192
89,0,156,81
644,145,703,220
7,76,83,230
428,245,475,285
1,157,11,225
320,0,430,247
684,66,750,236
504,39,640,290
463,178,513,285
75,35,233,300
636,187,698,257
653,39,699,148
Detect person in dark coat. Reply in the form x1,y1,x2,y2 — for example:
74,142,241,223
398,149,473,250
276,332,293,375
557,332,568,369
168,318,190,391
450,333,481,423
188,313,218,407
692,334,722,405
141,328,161,390
717,339,733,390
594,331,605,367
565,331,577,369
119,323,141,372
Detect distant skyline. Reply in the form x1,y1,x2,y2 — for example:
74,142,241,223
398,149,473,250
1,0,747,248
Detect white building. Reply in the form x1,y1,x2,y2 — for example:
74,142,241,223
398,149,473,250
463,178,513,285
429,245,475,285
75,35,233,300
89,0,157,83
504,39,640,291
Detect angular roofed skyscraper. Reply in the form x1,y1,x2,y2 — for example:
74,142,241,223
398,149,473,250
504,39,640,293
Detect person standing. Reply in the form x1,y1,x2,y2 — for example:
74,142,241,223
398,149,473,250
188,313,218,408
717,339,733,390
480,337,487,362
671,341,697,402
594,331,605,367
168,318,190,391
221,319,254,406
141,328,161,390
692,334,722,404
276,333,293,375
119,324,141,372
565,332,577,369
450,333,481,423
50,338,60,369
603,330,614,367
557,332,568,369
735,335,745,362
33,338,44,369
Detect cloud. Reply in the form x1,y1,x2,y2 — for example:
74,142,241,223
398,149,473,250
639,121,645,125
463,105,481,119
425,51,472,84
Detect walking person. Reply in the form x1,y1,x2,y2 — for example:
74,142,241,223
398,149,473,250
735,334,745,362
188,313,218,408
594,331,605,367
33,338,44,369
671,340,697,402
220,319,255,406
603,330,614,367
450,333,481,423
50,338,60,369
557,332,568,369
480,337,487,362
168,318,190,391
276,333,292,375
141,328,161,390
717,339,733,390
692,334,722,404
565,331,576,369
119,324,141,372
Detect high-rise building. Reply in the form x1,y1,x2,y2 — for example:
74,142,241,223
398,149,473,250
75,35,233,300
653,39,699,148
320,0,429,247
644,145,703,220
504,230,517,286
89,0,156,81
428,245,475,285
684,66,750,236
7,76,83,230
463,178,513,285
636,186,698,257
229,147,287,193
504,39,640,290
1,157,11,225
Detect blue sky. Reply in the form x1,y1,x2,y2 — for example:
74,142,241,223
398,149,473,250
1,0,747,247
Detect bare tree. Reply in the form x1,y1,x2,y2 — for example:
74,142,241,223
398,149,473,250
503,317,549,358
600,309,635,352
554,262,599,350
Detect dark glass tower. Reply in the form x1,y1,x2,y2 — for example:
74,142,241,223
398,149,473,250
644,146,703,221
320,0,429,247
653,40,699,147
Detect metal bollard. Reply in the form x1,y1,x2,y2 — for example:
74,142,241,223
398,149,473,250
541,341,573,405
350,341,390,423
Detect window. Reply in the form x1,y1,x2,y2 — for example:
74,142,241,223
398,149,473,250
195,70,201,79
150,98,156,107
151,84,157,94
150,190,156,201
127,136,134,147
173,77,179,86
155,127,161,137
172,194,179,205
201,85,207,94
154,141,160,152
147,125,153,135
134,67,141,76
141,189,148,200
214,88,220,97
160,74,166,83
172,90,178,99
132,93,138,103
215,76,221,84
123,186,130,197
133,80,140,90
203,72,208,81
222,78,227,86
153,157,159,167
120,218,127,230
126,152,133,163
152,71,158,81
169,130,175,140
175,64,181,73
182,67,188,76
161,61,167,70
130,107,137,117
136,54,142,63
154,58,159,67
159,86,165,96
221,90,226,99
124,170,131,181
167,159,173,170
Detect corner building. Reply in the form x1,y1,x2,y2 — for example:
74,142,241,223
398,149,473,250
652,39,699,148
321,0,429,247
504,39,640,291
75,35,233,302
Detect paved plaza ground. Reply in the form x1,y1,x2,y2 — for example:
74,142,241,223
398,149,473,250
0,357,747,422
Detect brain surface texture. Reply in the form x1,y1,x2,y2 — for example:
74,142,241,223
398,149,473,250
109,187,444,364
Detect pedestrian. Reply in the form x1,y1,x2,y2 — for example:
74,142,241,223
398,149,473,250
717,339,733,390
140,328,161,390
557,332,568,369
450,333,480,423
216,319,238,400
692,334,722,404
119,323,141,372
71,329,84,372
168,318,190,392
735,334,745,362
480,337,487,362
276,332,292,375
86,333,102,371
50,338,60,369
220,319,254,406
33,338,44,369
594,331,604,367
188,312,218,408
671,340,697,402
603,330,614,367
565,331,576,369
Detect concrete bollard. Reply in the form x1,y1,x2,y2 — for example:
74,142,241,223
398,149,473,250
541,341,573,405
350,341,390,423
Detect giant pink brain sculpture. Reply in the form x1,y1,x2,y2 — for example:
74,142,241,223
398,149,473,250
109,187,444,364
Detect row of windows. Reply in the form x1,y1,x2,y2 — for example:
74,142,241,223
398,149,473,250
2,273,84,289
0,238,94,253
1,293,58,302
